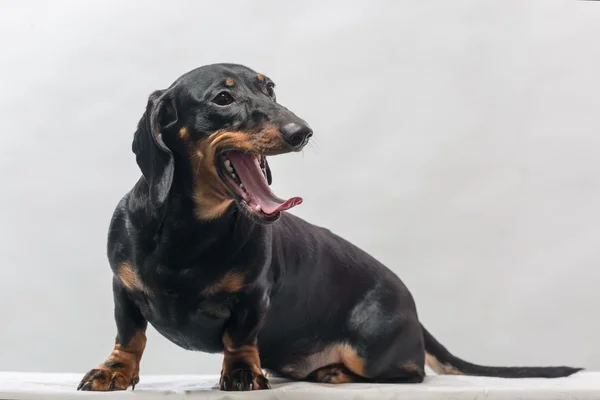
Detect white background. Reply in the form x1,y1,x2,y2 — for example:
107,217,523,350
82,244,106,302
1,0,598,375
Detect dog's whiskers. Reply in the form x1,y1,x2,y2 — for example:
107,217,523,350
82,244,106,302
307,138,319,153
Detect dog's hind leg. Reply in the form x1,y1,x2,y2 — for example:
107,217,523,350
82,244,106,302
302,323,425,385
359,314,426,383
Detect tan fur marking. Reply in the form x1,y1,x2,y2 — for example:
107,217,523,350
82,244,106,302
222,332,261,371
203,270,245,296
221,332,268,389
402,361,423,374
79,329,147,390
426,352,463,375
118,262,146,292
178,126,189,140
100,329,146,382
312,364,358,383
257,74,265,81
225,78,235,87
104,329,147,369
339,344,367,377
188,126,286,220
263,369,278,378
283,343,368,380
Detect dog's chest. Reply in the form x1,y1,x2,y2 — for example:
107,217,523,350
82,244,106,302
130,268,237,352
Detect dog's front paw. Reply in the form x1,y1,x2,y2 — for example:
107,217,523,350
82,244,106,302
77,367,139,391
219,367,270,391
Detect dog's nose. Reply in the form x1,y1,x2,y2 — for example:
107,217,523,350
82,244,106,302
280,122,313,149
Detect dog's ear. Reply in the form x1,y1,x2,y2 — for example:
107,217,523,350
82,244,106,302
132,89,178,209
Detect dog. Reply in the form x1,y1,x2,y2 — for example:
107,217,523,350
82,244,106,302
77,63,581,392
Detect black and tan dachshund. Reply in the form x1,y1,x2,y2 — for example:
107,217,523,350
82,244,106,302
77,63,581,392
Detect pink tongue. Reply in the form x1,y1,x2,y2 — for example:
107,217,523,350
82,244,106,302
227,152,303,215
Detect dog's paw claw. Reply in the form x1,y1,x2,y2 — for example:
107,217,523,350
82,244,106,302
219,368,270,391
77,379,93,391
107,376,117,391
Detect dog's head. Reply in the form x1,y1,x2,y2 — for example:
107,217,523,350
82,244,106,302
132,63,312,223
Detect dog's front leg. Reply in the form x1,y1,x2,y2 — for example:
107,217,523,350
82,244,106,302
219,289,271,391
77,277,147,391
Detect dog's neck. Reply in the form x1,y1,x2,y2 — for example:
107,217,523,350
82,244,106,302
128,172,265,265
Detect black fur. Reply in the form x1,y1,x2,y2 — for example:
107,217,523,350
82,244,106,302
78,63,582,392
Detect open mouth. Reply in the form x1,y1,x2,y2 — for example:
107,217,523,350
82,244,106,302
218,150,303,221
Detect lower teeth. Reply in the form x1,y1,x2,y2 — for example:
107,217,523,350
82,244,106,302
223,157,267,215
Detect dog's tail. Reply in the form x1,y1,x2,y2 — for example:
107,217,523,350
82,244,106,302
421,324,582,378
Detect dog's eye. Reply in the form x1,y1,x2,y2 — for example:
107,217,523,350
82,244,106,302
212,92,234,106
266,83,276,100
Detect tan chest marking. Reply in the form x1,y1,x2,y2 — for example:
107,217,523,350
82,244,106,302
202,270,245,296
